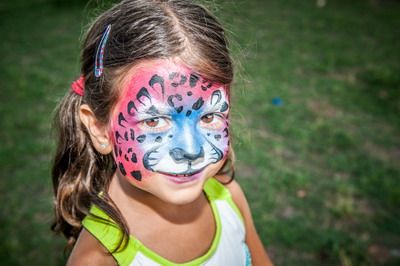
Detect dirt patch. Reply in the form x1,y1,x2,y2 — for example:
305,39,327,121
368,244,391,264
307,99,342,119
363,142,400,167
236,161,258,179
326,68,361,85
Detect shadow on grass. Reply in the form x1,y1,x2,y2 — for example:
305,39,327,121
356,67,400,121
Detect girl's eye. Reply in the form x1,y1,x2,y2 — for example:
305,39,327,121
199,113,225,130
145,118,160,127
139,117,171,132
201,114,214,124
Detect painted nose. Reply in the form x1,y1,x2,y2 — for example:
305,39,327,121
169,147,204,163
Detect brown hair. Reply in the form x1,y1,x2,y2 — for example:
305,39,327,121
52,0,234,251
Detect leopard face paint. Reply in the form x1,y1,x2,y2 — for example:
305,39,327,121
111,61,230,184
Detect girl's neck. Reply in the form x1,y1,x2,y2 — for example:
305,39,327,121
108,172,206,224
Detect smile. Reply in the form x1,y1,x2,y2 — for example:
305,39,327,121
157,164,207,177
157,167,206,184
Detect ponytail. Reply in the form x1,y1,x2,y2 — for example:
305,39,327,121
51,91,126,249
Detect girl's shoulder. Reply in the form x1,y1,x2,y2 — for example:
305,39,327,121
215,176,274,265
67,228,116,266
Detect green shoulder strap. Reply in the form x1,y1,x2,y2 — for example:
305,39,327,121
82,205,138,266
204,178,244,223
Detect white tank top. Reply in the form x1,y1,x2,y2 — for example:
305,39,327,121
82,178,252,266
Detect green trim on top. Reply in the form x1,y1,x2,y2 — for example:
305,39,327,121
204,178,244,224
81,177,244,266
82,206,137,265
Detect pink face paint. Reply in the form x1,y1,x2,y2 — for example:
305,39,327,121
111,61,230,183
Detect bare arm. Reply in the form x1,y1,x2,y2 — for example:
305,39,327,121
223,179,274,266
67,228,117,266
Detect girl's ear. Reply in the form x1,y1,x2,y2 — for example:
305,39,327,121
79,104,113,155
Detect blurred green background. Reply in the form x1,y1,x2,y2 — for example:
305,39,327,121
0,0,399,265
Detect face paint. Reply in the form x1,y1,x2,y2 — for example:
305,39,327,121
111,61,230,184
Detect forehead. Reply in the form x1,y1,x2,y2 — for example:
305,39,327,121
118,60,228,102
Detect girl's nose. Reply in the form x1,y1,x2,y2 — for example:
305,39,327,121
169,147,204,163
170,121,204,163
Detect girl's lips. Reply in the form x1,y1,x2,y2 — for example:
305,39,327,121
159,171,203,184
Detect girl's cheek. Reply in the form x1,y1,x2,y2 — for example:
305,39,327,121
200,120,230,154
111,112,149,182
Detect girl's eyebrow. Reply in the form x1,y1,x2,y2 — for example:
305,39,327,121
136,104,173,119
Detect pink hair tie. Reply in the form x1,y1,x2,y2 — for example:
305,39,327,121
71,76,85,96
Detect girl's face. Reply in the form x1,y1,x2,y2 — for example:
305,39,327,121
110,59,230,204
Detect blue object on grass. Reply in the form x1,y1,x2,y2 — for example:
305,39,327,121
272,97,283,106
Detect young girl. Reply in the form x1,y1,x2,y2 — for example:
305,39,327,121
52,0,273,265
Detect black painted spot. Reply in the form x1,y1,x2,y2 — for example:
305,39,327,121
167,94,183,108
186,110,192,117
169,72,179,87
201,80,213,91
169,72,187,87
192,97,204,110
179,75,187,85
119,162,126,176
214,134,222,141
124,154,129,161
204,80,213,88
127,147,133,153
155,136,162,143
127,101,137,115
137,135,146,143
131,153,137,163
220,102,229,112
167,95,175,107
115,131,123,144
124,131,129,141
168,135,173,138
207,133,211,136
130,129,135,141
113,145,118,157
118,147,122,156
223,128,229,137
169,72,178,80
131,171,142,181
187,91,193,96
118,112,128,128
149,74,165,95
211,90,222,105
189,73,200,87
137,87,151,105
146,105,159,116
176,106,183,113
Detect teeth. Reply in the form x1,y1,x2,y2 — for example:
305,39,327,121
173,174,191,177
161,170,203,178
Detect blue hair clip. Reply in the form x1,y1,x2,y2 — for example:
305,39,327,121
94,24,111,78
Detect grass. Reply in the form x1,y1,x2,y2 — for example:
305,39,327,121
1,0,399,265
